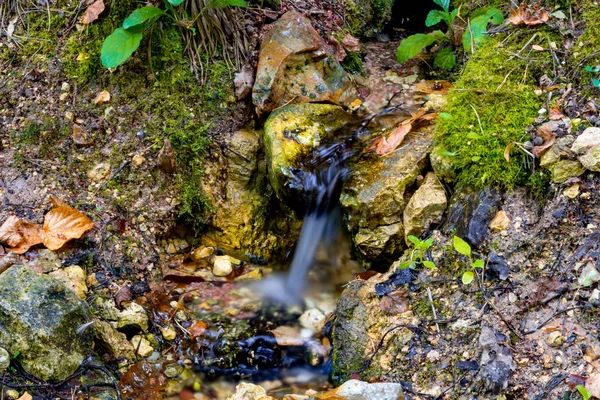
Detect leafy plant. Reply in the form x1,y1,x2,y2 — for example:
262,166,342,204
452,236,484,285
100,0,247,68
396,0,504,70
584,65,600,88
577,385,592,400
398,235,436,270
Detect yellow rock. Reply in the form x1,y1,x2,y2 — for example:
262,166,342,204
489,210,510,232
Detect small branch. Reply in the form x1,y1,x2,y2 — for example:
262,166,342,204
427,286,441,334
469,104,485,136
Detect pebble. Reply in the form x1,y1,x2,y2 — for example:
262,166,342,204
131,335,154,357
426,349,441,362
64,111,74,121
213,255,234,277
132,154,145,166
548,331,564,347
59,92,69,101
191,245,214,261
87,162,111,182
161,325,177,341
563,184,580,199
117,302,149,332
61,82,70,92
298,308,325,333
0,347,9,372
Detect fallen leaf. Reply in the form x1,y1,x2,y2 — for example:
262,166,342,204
415,80,452,95
94,90,111,105
72,124,94,146
533,123,556,157
43,197,94,250
0,216,43,254
270,325,304,346
341,33,361,53
369,108,436,156
504,142,515,163
548,107,565,121
380,288,409,315
158,138,176,173
532,44,544,51
586,372,600,399
509,3,550,26
115,284,132,307
81,0,105,25
187,320,207,338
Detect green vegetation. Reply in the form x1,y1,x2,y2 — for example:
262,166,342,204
396,0,503,70
571,0,600,69
452,236,484,284
345,0,394,37
577,385,592,400
584,65,600,88
434,28,559,193
398,235,436,270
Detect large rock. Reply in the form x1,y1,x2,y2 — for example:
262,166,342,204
264,103,353,205
252,11,357,116
572,127,600,172
403,172,447,241
201,129,299,260
0,265,92,381
341,132,433,260
320,380,405,400
443,187,501,247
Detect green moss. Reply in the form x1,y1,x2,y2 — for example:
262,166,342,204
571,0,600,81
434,29,556,192
20,12,66,59
345,0,394,37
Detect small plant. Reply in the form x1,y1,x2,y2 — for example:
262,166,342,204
576,385,592,400
398,235,436,270
100,0,247,68
584,65,600,88
452,236,484,285
396,0,503,70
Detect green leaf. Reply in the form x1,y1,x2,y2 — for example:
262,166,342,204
462,8,504,53
449,8,459,25
122,6,164,30
593,78,600,88
471,156,481,162
424,238,434,248
398,260,412,270
396,31,446,63
407,235,421,246
439,112,452,120
207,0,248,7
467,132,482,140
168,0,185,5
577,385,592,400
585,65,596,72
471,259,484,269
439,150,457,156
426,10,447,27
453,236,472,257
433,47,456,70
433,0,450,12
101,28,143,68
462,271,475,285
551,10,566,19
423,260,436,269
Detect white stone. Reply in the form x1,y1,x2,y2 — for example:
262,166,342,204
298,308,325,333
213,255,233,277
572,127,600,154
331,380,404,400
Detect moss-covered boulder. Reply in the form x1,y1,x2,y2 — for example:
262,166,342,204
340,131,433,261
252,11,357,116
264,103,354,204
0,265,92,381
345,0,394,37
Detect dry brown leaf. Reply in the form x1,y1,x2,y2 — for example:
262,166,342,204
548,106,565,121
81,0,105,25
509,3,550,26
158,138,176,173
0,216,43,254
415,80,452,95
368,108,436,156
586,371,600,399
504,142,515,163
17,393,32,400
380,289,409,315
94,89,110,105
533,123,556,157
72,124,94,146
187,320,207,338
43,200,94,250
270,325,304,346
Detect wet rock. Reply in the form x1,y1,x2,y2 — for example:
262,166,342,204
49,265,88,299
252,11,356,116
0,265,92,381
443,187,501,247
479,326,514,394
131,335,154,357
264,103,353,205
117,302,149,333
190,245,213,261
319,380,405,400
213,255,235,277
93,320,136,361
341,132,433,260
87,162,111,182
0,347,9,372
298,308,326,333
485,252,510,281
551,160,585,183
403,172,447,241
227,382,276,400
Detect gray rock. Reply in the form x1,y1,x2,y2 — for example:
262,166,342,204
579,146,600,172
326,379,405,400
443,187,501,247
0,265,92,381
571,127,600,154
479,326,515,394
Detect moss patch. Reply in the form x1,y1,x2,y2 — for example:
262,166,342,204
434,28,559,193
345,0,394,37
571,0,600,83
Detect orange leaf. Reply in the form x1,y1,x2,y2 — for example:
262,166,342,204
188,320,207,339
371,124,413,156
42,200,94,250
504,142,515,163
81,0,105,25
0,216,43,254
548,106,565,121
509,3,550,26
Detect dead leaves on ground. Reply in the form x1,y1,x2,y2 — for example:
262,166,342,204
369,108,437,156
0,196,94,254
533,123,556,157
81,0,105,25
509,2,550,26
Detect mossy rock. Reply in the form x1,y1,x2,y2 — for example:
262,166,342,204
0,265,92,382
345,0,394,37
264,103,354,204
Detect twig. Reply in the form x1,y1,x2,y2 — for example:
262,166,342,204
521,305,593,335
469,104,485,136
427,286,440,334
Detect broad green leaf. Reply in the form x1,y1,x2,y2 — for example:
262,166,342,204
449,8,459,25
433,0,450,12
593,78,600,88
472,156,481,162
471,259,484,268
462,8,504,53
423,260,436,269
433,47,456,70
424,238,434,248
551,10,566,19
439,150,457,156
453,236,472,257
101,28,143,68
577,385,591,400
123,6,164,30
398,260,412,270
585,65,595,72
396,31,446,63
168,0,185,5
207,0,248,7
426,10,447,27
467,132,482,140
462,271,475,285
439,112,452,119
407,235,421,246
